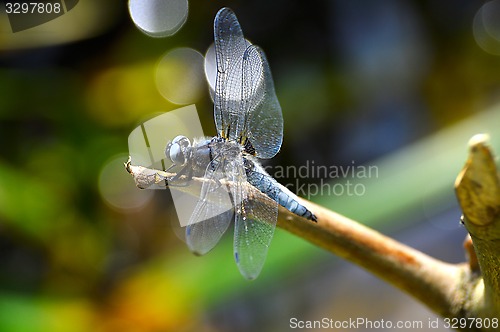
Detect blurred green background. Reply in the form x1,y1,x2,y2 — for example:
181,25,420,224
1,0,500,331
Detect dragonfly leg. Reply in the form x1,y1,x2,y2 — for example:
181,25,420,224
166,165,194,187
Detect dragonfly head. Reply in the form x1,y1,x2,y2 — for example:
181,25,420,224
166,135,191,166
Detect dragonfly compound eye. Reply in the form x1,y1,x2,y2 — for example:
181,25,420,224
166,135,191,165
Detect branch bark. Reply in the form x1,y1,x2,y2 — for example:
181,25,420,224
455,134,500,321
125,133,500,329
276,199,466,319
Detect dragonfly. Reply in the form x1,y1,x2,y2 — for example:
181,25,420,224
165,7,317,280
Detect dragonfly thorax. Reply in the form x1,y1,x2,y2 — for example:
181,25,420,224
208,136,244,159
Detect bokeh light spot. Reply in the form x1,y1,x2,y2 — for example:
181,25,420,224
204,43,217,98
482,0,500,41
473,0,500,55
128,0,188,38
156,48,205,105
203,39,259,103
87,62,164,127
99,154,154,211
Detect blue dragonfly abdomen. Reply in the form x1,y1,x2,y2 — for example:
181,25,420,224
243,157,317,222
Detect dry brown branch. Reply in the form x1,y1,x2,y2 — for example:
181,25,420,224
125,134,500,330
276,199,466,319
455,134,500,321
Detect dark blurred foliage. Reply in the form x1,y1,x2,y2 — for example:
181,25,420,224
0,0,499,331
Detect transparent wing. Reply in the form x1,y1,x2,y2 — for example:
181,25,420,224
241,45,283,159
186,156,234,255
214,7,250,140
233,188,278,280
214,8,283,158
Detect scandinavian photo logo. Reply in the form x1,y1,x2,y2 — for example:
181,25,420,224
264,160,379,199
